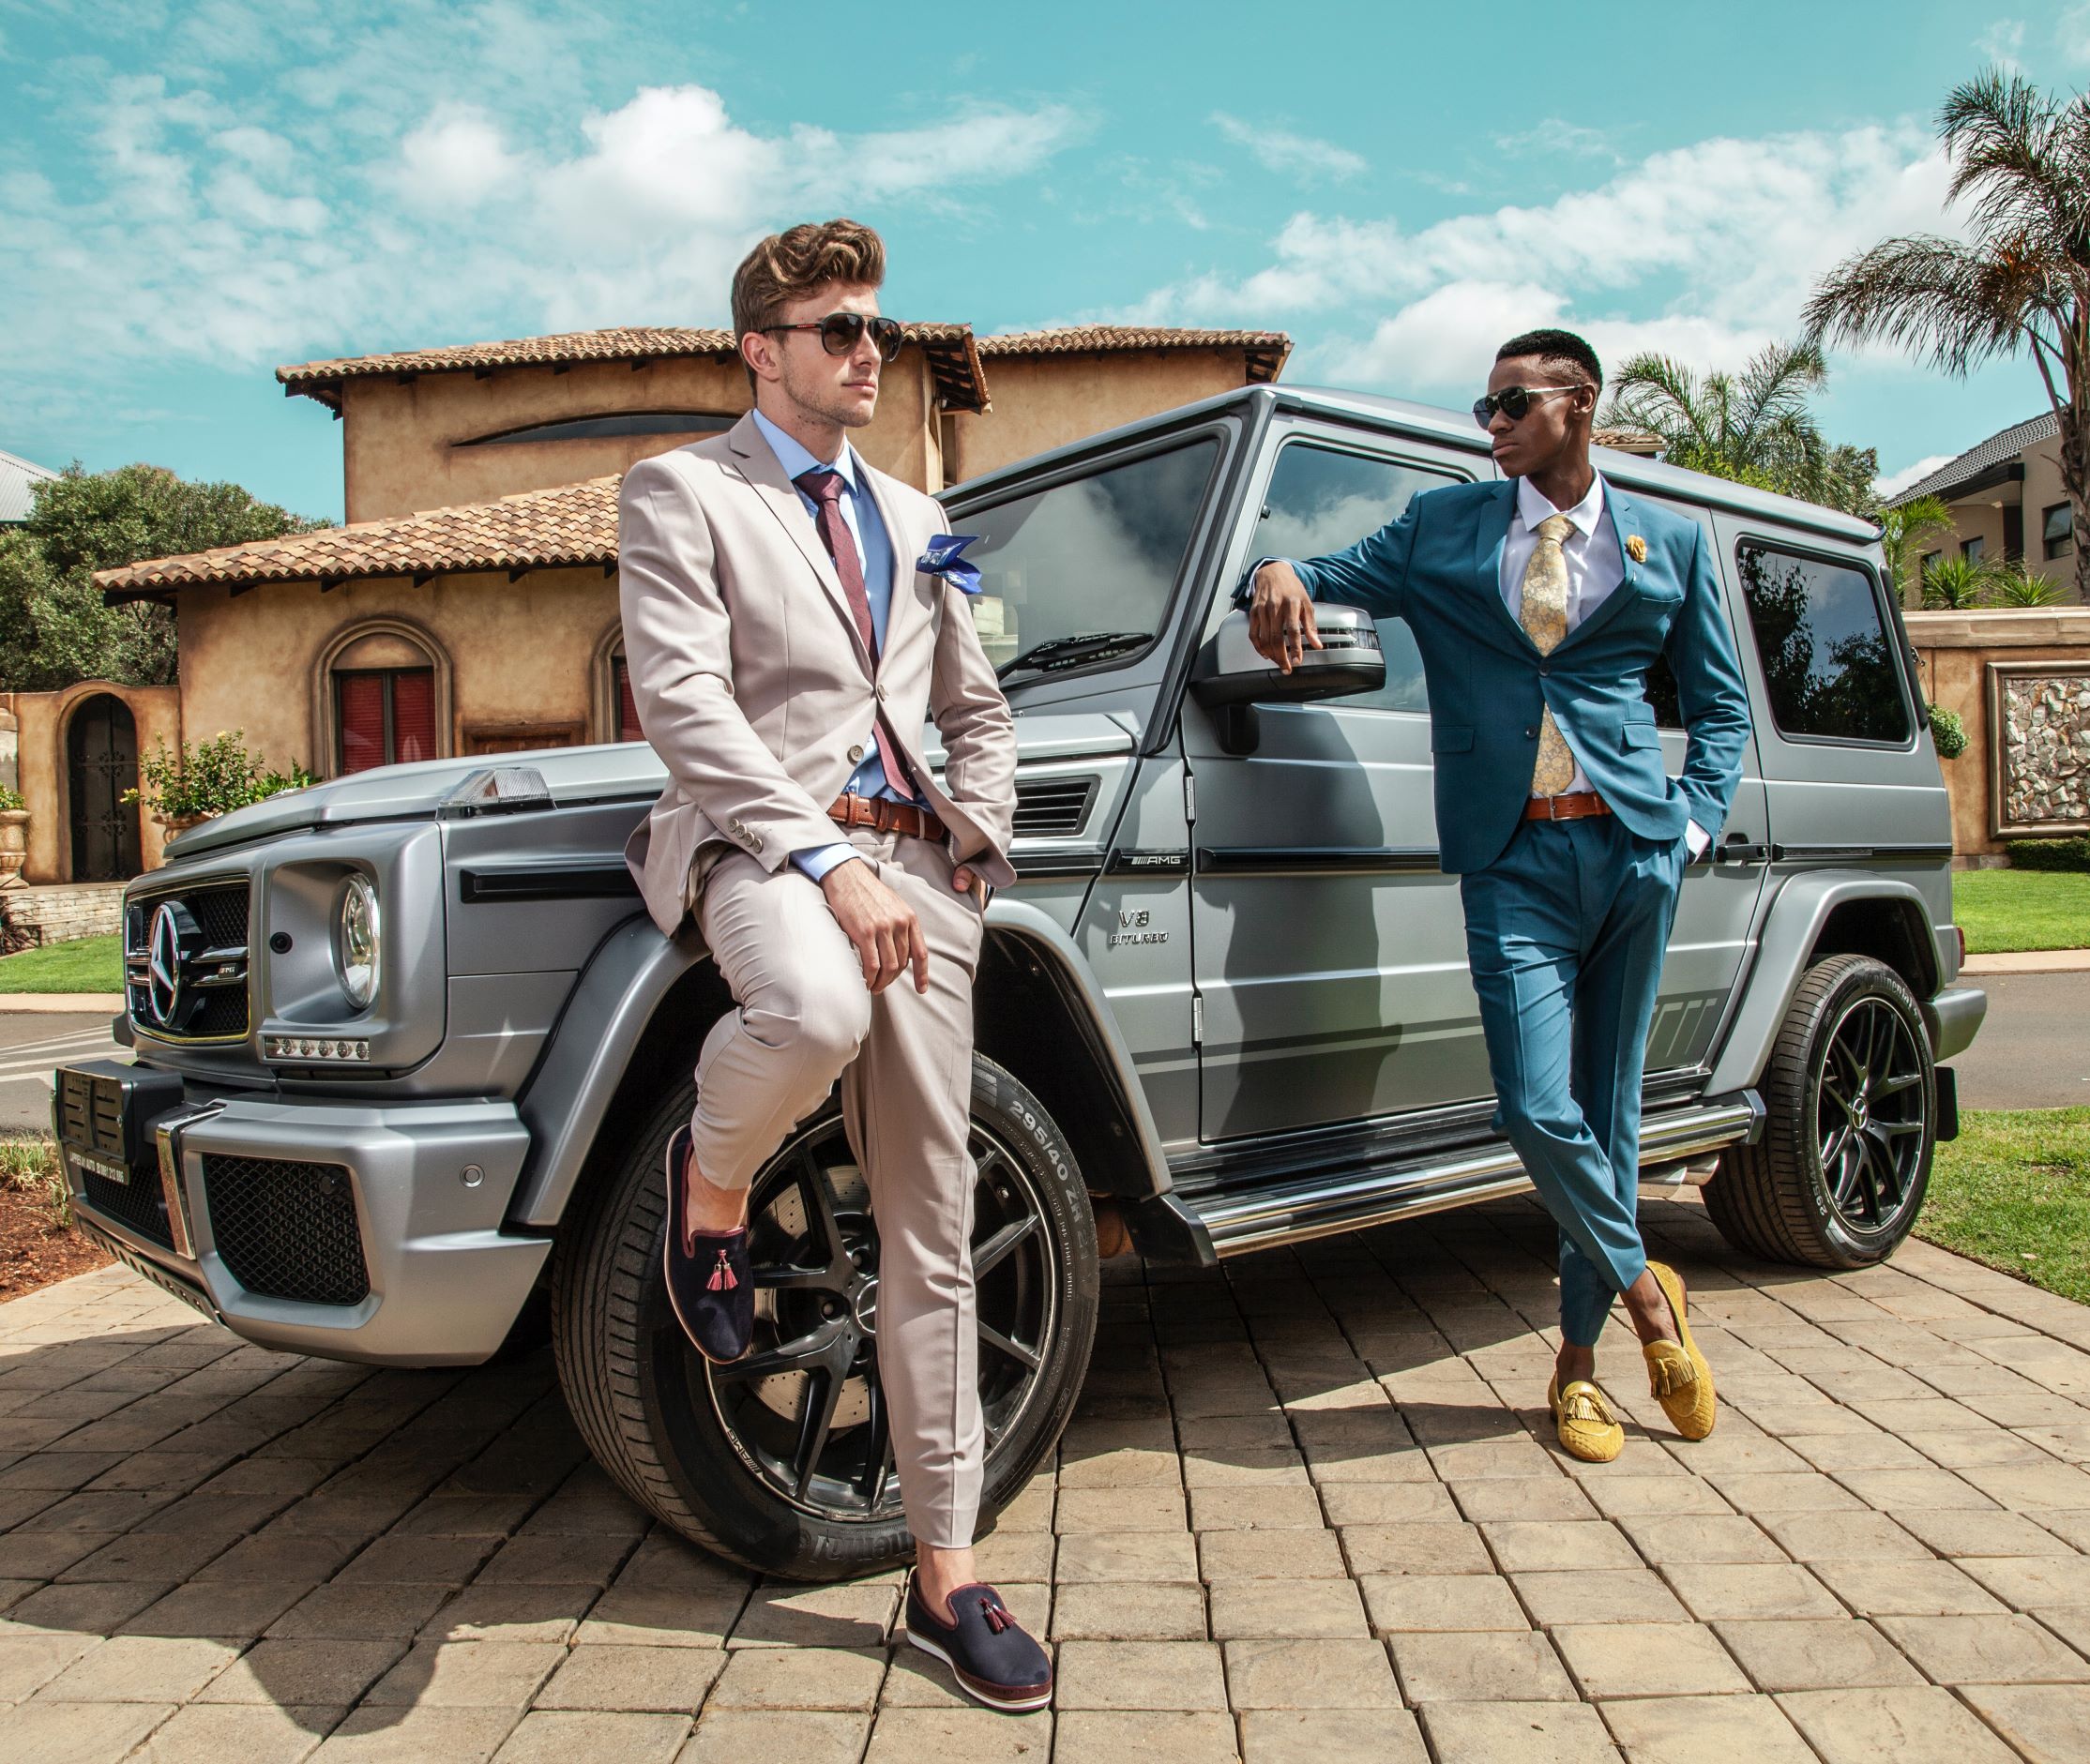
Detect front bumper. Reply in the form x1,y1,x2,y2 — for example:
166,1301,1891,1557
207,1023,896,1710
60,1070,547,1365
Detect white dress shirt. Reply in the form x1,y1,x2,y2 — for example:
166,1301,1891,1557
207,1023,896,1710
1504,475,1707,857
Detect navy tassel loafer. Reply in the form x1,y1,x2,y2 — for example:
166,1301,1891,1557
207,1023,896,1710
661,1125,753,1364
904,1574,1053,1713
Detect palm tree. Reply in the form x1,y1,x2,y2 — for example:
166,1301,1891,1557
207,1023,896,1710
1804,70,2090,603
1919,553,1993,610
1987,559,2066,605
1600,340,1880,517
1878,493,1956,603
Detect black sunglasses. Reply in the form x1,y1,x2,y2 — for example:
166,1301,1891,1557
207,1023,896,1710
1472,384,1585,427
762,311,905,364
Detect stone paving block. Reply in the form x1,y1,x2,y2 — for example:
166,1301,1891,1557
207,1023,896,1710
968,1529,1056,1583
1887,1509,2069,1559
264,1582,451,1641
704,1645,886,1712
1225,1636,1401,1709
677,1708,870,1763
1054,1639,1228,1711
1054,1530,1199,1584
1955,1554,2090,1609
1358,1573,1527,1634
1481,1521,1642,1574
1788,1432,1930,1472
1573,1475,1730,1519
570,1585,737,1651
3,1575,170,1635
1617,1515,1786,1566
1337,1521,1492,1576
1052,1579,1204,1640
1210,1577,1369,1639
361,1639,566,1708
1318,1483,1458,1526
1200,1528,1346,1581
532,1643,724,1712
140,1701,341,1764
1178,1448,1310,1489
1659,1562,1843,1621
1417,1699,1621,1762
1055,1486,1187,1533
0,1530,115,1580
36,1633,238,1702
1704,1472,1862,1514
1963,1462,2090,1510
725,1580,897,1650
1711,1618,1923,1692
1596,1692,1815,1762
1054,1710,1240,1762
1810,1558,2009,1617
1550,1622,1749,1699
1387,1628,1576,1702
1513,1570,1692,1628
472,1533,632,1587
309,1703,521,1763
1872,1613,2090,1684
1236,1706,1425,1762
858,1704,1052,1761
1956,1684,2090,1764
489,1710,689,1763
199,1639,406,1707
431,1584,604,1645
0,1698,174,1764
1446,1475,1597,1522
1755,1510,1926,1562
1775,1684,2020,1763
1424,1439,1562,1481
0,1632,98,1699
1189,1486,1326,1531
189,1531,358,1585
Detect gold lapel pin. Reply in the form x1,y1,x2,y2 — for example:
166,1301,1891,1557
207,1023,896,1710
1625,535,1647,564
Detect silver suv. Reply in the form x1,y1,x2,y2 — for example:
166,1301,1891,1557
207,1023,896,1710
57,383,1987,1578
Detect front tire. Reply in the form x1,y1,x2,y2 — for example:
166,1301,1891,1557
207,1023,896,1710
551,1053,1098,1579
1704,953,1936,1269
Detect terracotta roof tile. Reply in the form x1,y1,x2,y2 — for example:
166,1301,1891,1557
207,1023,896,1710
980,325,1291,384
98,477,619,600
278,323,990,415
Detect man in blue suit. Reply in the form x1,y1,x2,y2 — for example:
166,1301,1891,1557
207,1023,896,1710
1247,329,1750,1462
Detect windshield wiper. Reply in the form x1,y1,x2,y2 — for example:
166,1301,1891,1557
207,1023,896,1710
996,631,1154,680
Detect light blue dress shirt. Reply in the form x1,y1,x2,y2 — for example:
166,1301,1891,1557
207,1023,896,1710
749,409,916,884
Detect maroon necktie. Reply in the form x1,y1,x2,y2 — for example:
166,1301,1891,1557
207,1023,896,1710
795,467,913,796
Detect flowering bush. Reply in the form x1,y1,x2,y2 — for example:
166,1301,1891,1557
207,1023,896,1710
123,730,312,821
0,786,23,812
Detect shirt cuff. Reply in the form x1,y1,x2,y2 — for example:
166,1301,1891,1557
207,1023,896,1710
1685,820,1711,860
791,843,862,883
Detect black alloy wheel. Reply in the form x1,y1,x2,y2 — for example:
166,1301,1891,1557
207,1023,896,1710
1813,993,1929,1238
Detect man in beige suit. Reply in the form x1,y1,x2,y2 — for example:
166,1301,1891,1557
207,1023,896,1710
617,219,1047,1711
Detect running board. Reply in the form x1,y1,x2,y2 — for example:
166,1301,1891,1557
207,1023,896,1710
1188,1093,1763,1259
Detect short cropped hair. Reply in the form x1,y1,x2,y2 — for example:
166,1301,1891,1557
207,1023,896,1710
1495,327,1603,390
731,219,886,379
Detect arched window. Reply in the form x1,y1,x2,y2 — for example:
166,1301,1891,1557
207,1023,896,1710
592,623,644,744
317,623,450,776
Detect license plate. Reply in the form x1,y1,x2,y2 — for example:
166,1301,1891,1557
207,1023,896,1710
53,1060,186,1181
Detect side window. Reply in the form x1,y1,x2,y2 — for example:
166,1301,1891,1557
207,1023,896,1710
1256,443,1464,713
1738,543,1912,744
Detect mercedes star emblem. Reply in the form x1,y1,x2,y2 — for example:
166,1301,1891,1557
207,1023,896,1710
147,901,184,1028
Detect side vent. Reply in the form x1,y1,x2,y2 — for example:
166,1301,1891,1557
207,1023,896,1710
1011,776,1098,839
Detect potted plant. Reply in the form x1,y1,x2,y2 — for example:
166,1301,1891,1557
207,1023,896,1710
124,731,313,835
0,785,26,889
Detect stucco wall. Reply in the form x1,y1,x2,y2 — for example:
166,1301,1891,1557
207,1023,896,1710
10,681,182,883
950,351,1255,482
175,567,624,780
337,352,945,520
1909,606,2090,853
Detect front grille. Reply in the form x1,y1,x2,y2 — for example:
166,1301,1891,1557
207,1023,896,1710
202,1154,371,1305
127,882,251,1041
81,1167,174,1250
1012,776,1098,839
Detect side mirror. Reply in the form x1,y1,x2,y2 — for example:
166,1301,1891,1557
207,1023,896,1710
1190,605,1386,708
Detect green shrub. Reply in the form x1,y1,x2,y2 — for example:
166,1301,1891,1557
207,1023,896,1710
122,730,312,821
2006,837,2090,871
1988,562,2066,607
1928,703,1968,759
0,785,23,812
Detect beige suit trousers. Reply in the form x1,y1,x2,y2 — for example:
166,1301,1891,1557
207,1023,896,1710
690,827,986,1548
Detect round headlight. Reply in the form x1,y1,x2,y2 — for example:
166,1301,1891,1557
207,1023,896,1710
337,875,380,1010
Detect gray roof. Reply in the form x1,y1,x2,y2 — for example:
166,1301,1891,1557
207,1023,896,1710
0,448,57,525
1888,410,2059,507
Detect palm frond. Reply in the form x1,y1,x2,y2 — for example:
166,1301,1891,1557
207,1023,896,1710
1803,235,2037,376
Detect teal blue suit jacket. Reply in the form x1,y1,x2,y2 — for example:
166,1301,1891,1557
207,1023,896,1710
1280,476,1750,875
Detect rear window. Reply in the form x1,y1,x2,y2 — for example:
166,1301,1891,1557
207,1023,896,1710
1738,543,1911,744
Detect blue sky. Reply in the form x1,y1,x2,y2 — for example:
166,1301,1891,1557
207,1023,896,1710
2,0,2081,522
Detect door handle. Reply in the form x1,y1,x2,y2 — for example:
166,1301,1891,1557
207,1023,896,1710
1715,838,1770,866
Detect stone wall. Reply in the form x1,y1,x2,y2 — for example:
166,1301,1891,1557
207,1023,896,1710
1994,668,2090,835
1,882,126,946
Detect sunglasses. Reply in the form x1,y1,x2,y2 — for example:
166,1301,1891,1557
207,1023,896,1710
1472,384,1585,427
762,311,906,364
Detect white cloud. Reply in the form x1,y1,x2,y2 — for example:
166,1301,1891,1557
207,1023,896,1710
1494,119,1622,161
2061,3,2090,60
1874,454,1957,500
1977,18,2025,68
1211,113,1365,182
395,104,522,209
1113,122,1957,400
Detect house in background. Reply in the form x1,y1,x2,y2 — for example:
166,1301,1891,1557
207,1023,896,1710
1889,411,2081,597
1,446,58,527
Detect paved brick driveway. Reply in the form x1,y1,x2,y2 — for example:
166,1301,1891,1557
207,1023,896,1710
2,1190,2088,1762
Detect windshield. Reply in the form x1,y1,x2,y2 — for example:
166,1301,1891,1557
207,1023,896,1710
954,438,1220,678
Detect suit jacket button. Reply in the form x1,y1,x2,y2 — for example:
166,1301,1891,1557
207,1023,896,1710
1524,727,1537,738
849,745,865,763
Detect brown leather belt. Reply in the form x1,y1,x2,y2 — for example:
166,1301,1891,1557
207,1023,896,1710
1524,791,1613,822
828,793,947,843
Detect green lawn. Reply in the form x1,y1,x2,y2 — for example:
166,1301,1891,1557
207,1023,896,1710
1920,1108,2090,1305
0,933,124,994
1951,868,2090,955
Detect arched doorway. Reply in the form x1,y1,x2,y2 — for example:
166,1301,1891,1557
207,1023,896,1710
67,694,143,882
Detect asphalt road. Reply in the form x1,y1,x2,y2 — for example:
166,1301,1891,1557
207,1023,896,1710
2,971,2082,1137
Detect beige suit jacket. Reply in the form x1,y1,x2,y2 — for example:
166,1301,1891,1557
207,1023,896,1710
618,413,1019,937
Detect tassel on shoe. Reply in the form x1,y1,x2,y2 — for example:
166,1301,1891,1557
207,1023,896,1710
1643,1341,1696,1399
706,1249,737,1292
981,1599,1010,1634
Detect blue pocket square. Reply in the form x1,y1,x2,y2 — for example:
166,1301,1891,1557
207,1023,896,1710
917,534,983,596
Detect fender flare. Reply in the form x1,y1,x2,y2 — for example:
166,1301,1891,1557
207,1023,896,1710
1702,872,1942,1097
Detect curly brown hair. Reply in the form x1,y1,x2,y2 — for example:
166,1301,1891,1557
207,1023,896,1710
731,219,886,381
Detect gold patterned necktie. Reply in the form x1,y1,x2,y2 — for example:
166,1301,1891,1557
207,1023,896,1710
1520,512,1578,795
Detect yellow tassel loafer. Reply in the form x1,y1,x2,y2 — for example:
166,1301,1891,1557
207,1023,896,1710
1643,1260,1717,1440
1547,1376,1625,1463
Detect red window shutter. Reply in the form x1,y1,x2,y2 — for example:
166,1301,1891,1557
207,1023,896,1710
391,670,436,763
337,674,386,775
615,657,642,741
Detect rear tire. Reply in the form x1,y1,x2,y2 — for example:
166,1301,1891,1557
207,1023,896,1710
1704,953,1935,1269
551,1053,1098,1579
